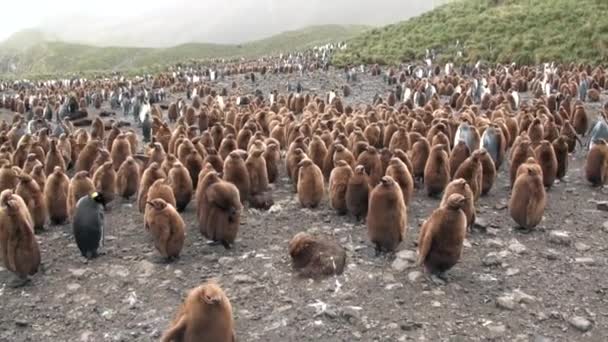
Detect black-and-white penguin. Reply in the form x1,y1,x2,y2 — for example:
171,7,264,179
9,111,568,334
73,192,105,259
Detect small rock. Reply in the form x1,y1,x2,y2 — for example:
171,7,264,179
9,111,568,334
386,322,399,330
234,274,256,284
67,283,81,291
602,221,608,233
574,257,596,265
69,268,88,277
487,323,506,338
80,331,93,342
508,239,527,255
14,318,29,327
496,295,515,310
101,309,114,320
574,242,591,252
407,271,423,283
548,231,571,246
396,250,417,262
431,301,441,308
596,201,608,211
544,249,560,260
506,268,520,276
482,252,501,267
474,217,489,229
486,238,504,248
494,202,508,210
136,260,155,278
568,316,592,332
108,265,130,278
513,289,536,304
218,257,234,266
533,335,552,342
400,321,423,331
391,258,412,272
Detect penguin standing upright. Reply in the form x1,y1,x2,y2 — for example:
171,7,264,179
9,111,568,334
142,112,151,143
73,192,105,259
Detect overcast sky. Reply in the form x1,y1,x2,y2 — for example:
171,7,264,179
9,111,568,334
0,0,446,46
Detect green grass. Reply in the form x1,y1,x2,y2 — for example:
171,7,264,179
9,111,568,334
333,0,608,66
0,25,369,78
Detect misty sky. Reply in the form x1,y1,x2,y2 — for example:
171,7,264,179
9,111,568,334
0,0,446,47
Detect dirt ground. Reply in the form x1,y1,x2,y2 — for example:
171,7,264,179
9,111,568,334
1,69,608,342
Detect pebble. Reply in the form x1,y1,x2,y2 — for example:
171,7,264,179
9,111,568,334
14,318,29,327
218,256,234,266
136,260,155,278
574,242,591,252
496,295,515,310
391,258,412,272
67,283,81,291
473,217,488,229
533,335,552,342
396,250,417,262
108,265,130,278
431,301,441,308
568,316,592,332
482,252,501,267
234,274,256,284
508,239,527,255
506,268,520,276
543,249,560,260
602,221,608,233
512,289,536,303
486,238,504,248
596,201,608,211
574,257,595,265
407,271,423,283
548,231,571,245
69,268,88,277
487,323,506,337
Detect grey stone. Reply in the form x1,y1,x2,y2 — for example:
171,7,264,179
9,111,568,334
234,274,256,284
506,268,520,276
218,257,234,266
407,271,423,283
496,295,515,310
487,323,506,338
568,316,592,332
602,221,608,233
508,239,527,255
14,318,29,327
136,260,155,278
513,289,536,304
544,249,560,260
108,265,130,278
474,217,489,229
396,250,417,262
575,242,591,252
391,258,412,272
549,231,571,246
574,257,596,265
482,252,501,267
596,201,608,211
533,335,552,342
69,268,88,277
67,283,81,292
486,238,504,248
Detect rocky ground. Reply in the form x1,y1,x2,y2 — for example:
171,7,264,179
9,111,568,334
1,69,608,342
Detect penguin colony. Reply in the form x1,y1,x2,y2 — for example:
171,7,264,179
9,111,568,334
0,60,607,339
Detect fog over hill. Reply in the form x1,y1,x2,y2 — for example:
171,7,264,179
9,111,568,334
1,0,446,47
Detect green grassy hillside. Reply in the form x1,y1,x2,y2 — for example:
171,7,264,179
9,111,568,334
0,25,368,78
334,0,608,66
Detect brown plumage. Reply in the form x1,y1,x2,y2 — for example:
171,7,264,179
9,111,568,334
144,198,185,261
160,282,235,342
356,146,383,187
44,166,70,224
245,148,269,196
68,171,95,218
92,161,117,205
44,139,66,175
308,135,327,171
223,151,250,203
346,165,370,220
453,149,485,200
110,134,132,171
116,156,140,199
263,143,281,183
440,178,475,229
328,160,353,214
509,161,546,229
288,232,347,278
297,159,324,208
75,139,102,173
410,134,430,180
167,162,193,212
479,148,497,195
417,193,467,276
534,140,558,188
385,157,414,206
509,139,535,187
0,189,40,286
552,135,569,180
30,164,46,191
367,176,407,253
137,163,167,213
448,140,470,179
585,139,608,186
15,174,47,232
203,177,242,248
424,144,450,197
146,178,177,214
0,162,19,193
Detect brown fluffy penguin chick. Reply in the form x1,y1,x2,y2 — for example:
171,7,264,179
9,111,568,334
346,165,371,220
356,146,383,187
385,157,414,206
223,151,250,203
0,189,40,287
75,139,101,173
288,232,347,278
204,179,242,248
424,144,450,197
328,160,353,214
417,193,467,278
552,135,569,180
146,179,177,212
110,134,132,171
509,162,546,229
138,163,166,213
0,162,19,193
441,178,475,230
30,164,46,192
263,143,281,183
44,166,69,224
409,135,430,180
478,148,497,195
144,198,185,261
44,139,66,175
15,174,47,232
449,140,470,179
68,171,95,218
160,282,235,342
367,176,407,254
245,148,269,196
168,162,193,212
116,156,140,199
585,139,608,186
534,140,558,188
196,171,222,237
297,159,324,208
509,139,535,187
308,135,327,171
453,149,485,201
92,161,117,205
